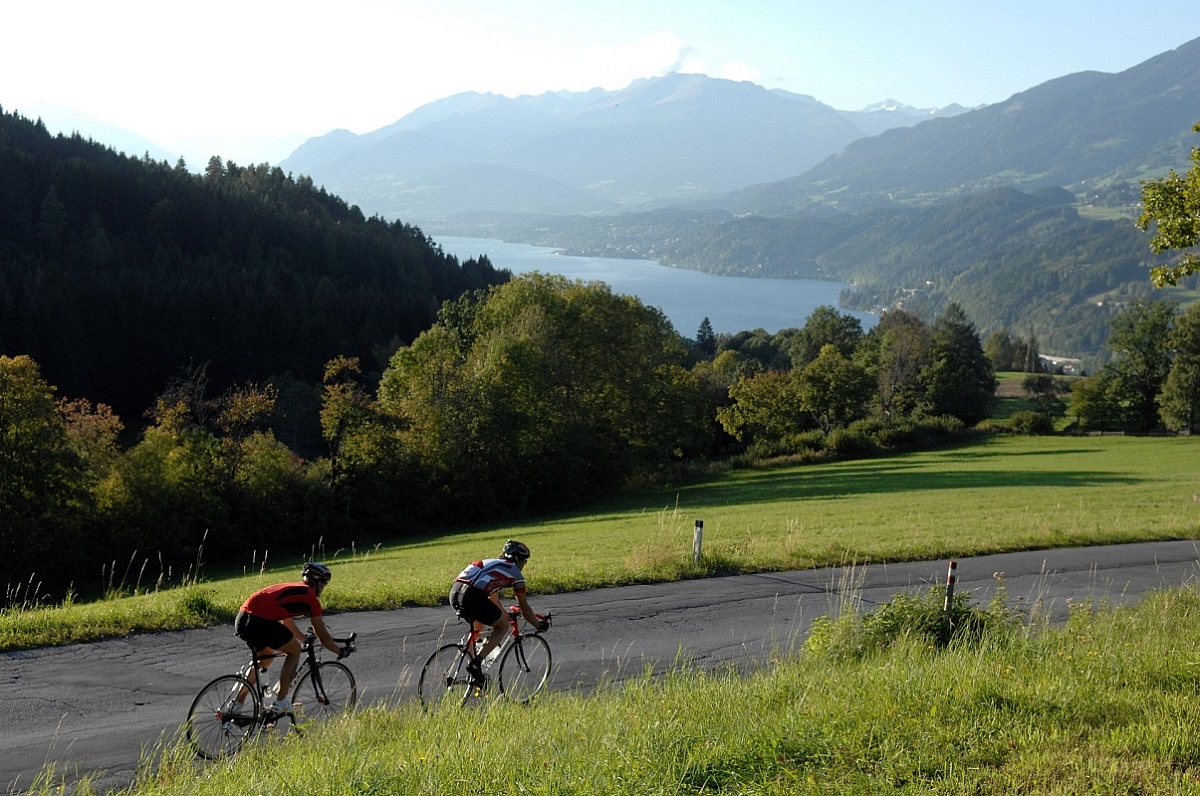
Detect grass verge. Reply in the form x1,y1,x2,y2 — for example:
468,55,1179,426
33,582,1200,795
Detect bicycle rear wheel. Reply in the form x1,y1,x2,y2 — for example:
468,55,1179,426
186,674,261,759
418,643,474,708
293,661,357,723
497,634,551,703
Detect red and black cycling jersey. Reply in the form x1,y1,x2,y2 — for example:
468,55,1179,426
239,582,323,621
454,558,526,596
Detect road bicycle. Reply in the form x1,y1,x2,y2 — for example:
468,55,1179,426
185,629,357,759
418,606,552,708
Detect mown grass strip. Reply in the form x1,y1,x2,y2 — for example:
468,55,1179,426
37,585,1200,796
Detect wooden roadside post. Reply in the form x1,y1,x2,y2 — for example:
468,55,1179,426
942,560,958,641
944,560,957,611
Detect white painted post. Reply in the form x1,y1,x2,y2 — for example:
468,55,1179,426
943,560,957,612
693,519,704,563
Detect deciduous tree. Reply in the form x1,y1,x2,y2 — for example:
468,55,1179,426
379,274,705,519
1160,302,1200,433
789,305,864,368
921,304,995,426
1021,373,1070,418
864,309,933,421
1137,122,1200,287
796,344,873,433
0,355,90,597
1106,299,1177,432
717,370,808,444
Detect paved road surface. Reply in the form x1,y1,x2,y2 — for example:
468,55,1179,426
4,540,1200,794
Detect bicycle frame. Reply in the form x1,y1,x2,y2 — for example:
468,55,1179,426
186,630,356,759
464,605,525,661
418,606,552,707
238,632,325,712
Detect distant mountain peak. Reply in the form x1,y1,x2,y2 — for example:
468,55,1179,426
857,99,971,117
280,72,871,226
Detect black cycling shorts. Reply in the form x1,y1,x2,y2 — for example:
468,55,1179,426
234,610,293,652
450,582,502,626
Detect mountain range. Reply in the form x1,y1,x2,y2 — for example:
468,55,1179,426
725,37,1200,217
279,75,970,226
282,37,1200,234
274,35,1200,363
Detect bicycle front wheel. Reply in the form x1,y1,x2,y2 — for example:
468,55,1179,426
497,634,552,703
293,661,357,723
185,674,261,759
418,643,473,708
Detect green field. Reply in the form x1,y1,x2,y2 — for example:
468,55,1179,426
5,434,1199,652
61,589,1197,796
14,433,1200,795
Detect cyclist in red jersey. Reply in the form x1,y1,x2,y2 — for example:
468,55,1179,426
234,562,344,712
450,540,549,683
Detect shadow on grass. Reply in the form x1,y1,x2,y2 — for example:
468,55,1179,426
669,447,1143,510
506,439,1150,529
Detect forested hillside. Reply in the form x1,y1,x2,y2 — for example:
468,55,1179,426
724,36,1200,216
470,187,1178,361
0,108,506,446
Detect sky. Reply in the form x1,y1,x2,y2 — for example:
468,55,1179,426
5,0,1199,168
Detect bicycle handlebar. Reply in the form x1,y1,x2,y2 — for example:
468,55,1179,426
302,629,357,657
506,606,552,632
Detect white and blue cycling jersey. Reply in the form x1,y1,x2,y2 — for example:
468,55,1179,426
454,557,526,596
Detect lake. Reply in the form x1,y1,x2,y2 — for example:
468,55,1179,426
434,236,876,337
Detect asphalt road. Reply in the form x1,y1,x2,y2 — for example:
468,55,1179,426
4,540,1200,794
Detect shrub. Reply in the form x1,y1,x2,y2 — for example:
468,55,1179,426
804,583,1022,661
857,417,912,448
782,429,827,453
1009,410,1055,435
825,424,879,457
974,418,1007,434
176,586,229,623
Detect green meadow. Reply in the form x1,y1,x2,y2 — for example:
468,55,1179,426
45,587,1200,796
13,433,1200,794
5,434,1199,653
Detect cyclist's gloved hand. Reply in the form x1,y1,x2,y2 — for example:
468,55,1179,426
537,618,551,632
338,644,352,659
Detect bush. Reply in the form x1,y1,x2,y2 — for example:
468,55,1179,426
857,417,912,448
176,586,229,623
804,583,1022,661
781,429,827,453
1009,410,1054,435
974,418,1007,434
825,424,879,457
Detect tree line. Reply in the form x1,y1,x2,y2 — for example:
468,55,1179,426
7,274,1199,608
2,270,1005,605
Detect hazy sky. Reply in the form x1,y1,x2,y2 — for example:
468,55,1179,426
5,0,1198,167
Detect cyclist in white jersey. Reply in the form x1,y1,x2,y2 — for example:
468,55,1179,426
449,539,549,682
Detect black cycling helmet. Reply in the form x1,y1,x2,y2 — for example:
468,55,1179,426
501,539,531,564
302,561,332,584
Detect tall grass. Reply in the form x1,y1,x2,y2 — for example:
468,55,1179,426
35,583,1200,795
